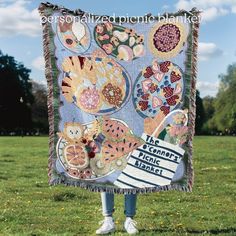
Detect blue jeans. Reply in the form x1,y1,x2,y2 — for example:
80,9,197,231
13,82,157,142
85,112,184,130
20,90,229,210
101,192,137,217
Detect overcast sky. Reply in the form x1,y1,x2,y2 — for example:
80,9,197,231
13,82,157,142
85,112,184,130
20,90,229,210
0,0,236,97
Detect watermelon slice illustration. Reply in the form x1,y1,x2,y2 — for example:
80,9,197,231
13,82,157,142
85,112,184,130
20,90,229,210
101,136,144,163
100,117,130,141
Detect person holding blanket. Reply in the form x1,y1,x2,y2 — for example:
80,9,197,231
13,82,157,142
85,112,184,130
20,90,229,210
96,192,138,235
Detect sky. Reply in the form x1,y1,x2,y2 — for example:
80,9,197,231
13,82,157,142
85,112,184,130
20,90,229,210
0,0,236,97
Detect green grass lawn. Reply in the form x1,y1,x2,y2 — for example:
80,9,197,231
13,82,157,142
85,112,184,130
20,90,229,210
0,136,235,236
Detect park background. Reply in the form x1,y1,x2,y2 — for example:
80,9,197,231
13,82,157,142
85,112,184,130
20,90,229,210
0,0,235,235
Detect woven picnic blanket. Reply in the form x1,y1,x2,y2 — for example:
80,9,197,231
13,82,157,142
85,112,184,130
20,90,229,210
39,2,200,194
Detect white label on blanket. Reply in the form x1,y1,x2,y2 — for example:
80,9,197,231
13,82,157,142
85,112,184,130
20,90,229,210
114,133,185,189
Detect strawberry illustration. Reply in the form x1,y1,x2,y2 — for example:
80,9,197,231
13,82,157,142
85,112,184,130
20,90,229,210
152,96,162,108
163,87,174,98
141,79,152,93
143,66,154,78
166,95,179,106
160,106,170,116
141,94,149,100
160,61,171,73
149,83,158,93
170,71,181,83
138,100,148,111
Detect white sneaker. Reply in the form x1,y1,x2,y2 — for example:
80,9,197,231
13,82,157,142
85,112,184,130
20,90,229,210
96,216,115,235
124,217,139,234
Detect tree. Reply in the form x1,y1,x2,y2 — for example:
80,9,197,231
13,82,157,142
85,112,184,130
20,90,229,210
195,90,205,135
203,96,215,121
202,96,217,134
31,81,48,133
210,64,236,134
0,51,33,133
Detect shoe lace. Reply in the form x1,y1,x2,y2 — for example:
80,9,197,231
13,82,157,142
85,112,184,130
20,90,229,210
99,219,113,229
127,219,137,230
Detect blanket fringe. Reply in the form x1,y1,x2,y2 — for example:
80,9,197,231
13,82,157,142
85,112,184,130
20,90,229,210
185,11,201,192
39,3,57,186
38,2,201,194
49,176,190,194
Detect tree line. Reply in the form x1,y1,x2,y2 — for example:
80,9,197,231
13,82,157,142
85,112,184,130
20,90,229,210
0,51,48,135
196,64,236,135
0,51,235,135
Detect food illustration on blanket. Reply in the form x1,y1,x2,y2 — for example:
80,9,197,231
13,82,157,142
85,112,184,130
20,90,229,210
56,110,188,184
56,22,188,186
148,21,187,59
61,51,131,115
94,22,145,61
56,116,144,180
144,109,188,145
165,111,189,145
57,15,91,53
59,55,187,183
133,60,184,118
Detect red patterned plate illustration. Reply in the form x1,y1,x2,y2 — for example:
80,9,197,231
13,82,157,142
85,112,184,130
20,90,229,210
132,60,184,118
148,21,187,59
